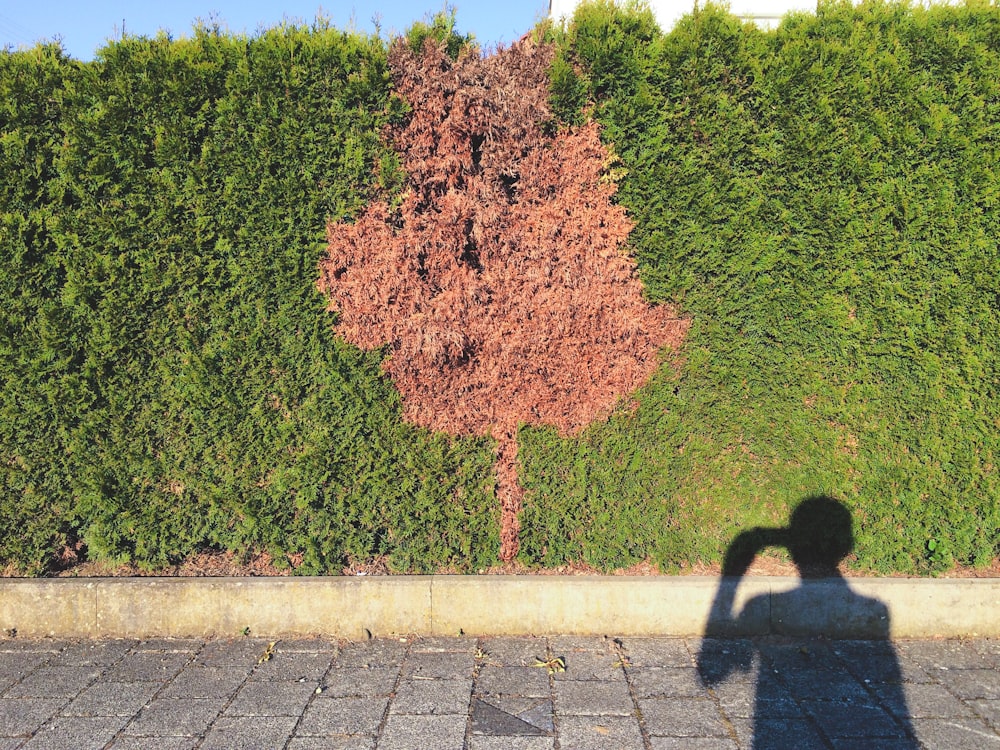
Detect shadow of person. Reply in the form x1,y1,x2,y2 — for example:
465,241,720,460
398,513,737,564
697,496,920,749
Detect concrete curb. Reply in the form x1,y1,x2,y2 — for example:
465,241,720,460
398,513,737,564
1,576,998,639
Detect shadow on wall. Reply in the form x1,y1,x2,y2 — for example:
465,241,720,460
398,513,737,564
698,495,920,749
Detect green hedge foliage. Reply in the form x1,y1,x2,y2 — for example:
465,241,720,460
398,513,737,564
523,0,1000,573
2,3,998,575
1,23,496,574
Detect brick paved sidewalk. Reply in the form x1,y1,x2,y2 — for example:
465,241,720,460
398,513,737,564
1,635,998,749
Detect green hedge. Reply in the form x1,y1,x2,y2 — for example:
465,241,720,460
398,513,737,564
0,23,496,575
521,0,1000,573
2,3,998,575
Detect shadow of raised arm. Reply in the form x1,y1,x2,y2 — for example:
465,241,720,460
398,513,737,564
698,526,787,685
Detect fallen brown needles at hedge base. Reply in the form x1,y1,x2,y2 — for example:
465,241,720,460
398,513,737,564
38,551,1000,578
319,35,688,561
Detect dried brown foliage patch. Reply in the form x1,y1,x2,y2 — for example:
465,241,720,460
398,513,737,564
319,36,688,560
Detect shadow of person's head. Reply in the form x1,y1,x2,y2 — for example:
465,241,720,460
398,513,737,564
786,495,853,578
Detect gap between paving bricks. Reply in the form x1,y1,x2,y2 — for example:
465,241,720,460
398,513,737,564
1,576,998,639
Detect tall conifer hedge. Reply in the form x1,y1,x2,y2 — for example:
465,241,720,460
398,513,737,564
522,0,999,573
2,3,998,574
1,24,496,574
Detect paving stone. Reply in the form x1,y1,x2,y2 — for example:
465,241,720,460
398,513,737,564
195,639,272,666
548,637,611,654
0,698,64,736
515,698,554,732
50,640,137,666
896,659,935,684
971,699,1000,731
831,640,907,666
61,681,160,716
401,651,475,680
555,679,633,716
972,640,1000,667
836,653,917,685
5,666,101,698
638,696,730,737
334,640,408,668
877,681,974,718
711,679,801,719
780,669,873,702
759,641,844,673
897,641,994,671
469,736,554,749
472,698,546,736
378,714,467,750
296,696,388,735
321,666,398,697
250,650,333,682
476,666,550,697
134,639,202,653
18,715,126,750
628,667,706,698
199,715,299,749
123,698,225,736
828,739,921,750
800,698,904,739
649,739,738,750
617,638,693,668
0,651,54,675
0,640,65,654
935,669,1000,700
0,633,994,750
410,637,478,653
730,717,829,750
275,639,339,653
477,696,554,733
391,678,472,715
158,666,250,698
694,640,757,685
911,717,1000,749
224,679,316,716
286,737,374,750
107,737,197,749
478,637,549,667
556,715,644,750
551,651,625,682
828,643,907,685
103,652,191,682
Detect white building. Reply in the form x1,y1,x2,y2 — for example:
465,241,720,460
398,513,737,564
548,0,819,30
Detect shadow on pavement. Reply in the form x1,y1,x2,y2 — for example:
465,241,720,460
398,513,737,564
697,495,920,749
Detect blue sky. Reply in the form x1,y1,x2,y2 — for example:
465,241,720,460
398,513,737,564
0,1,552,60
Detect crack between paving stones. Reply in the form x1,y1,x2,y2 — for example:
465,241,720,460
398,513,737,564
548,639,562,750
619,637,654,750
833,642,922,747
104,639,204,750
464,637,485,749
468,636,557,743
18,639,127,749
190,639,240,750
281,639,339,750
699,678,742,744
690,632,744,749
372,635,411,748
762,643,836,749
